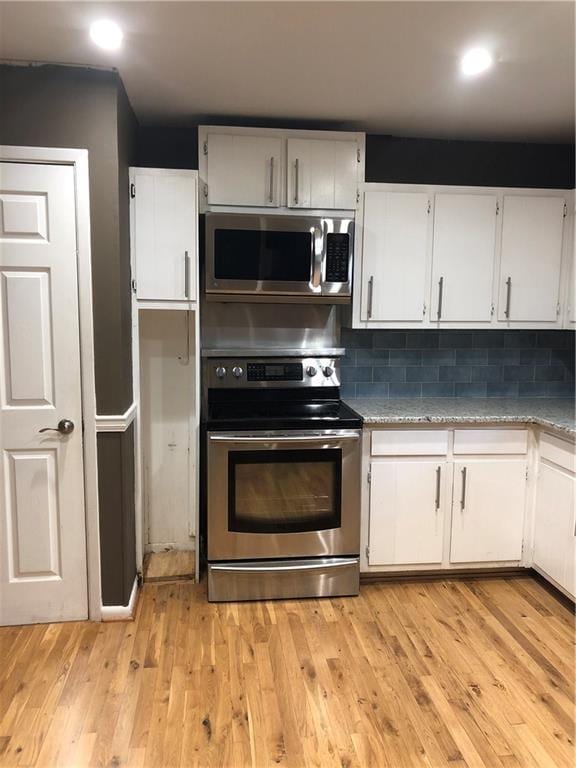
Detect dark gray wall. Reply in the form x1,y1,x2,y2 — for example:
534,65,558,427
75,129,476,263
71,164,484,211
97,426,136,606
0,63,134,413
0,63,137,606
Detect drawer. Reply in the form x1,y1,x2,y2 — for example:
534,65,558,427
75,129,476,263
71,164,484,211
371,429,449,456
453,429,528,455
540,432,576,473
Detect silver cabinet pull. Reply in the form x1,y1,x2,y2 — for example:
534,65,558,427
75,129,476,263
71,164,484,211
437,276,444,320
294,158,300,205
184,250,189,298
367,275,374,319
460,467,467,510
435,466,441,510
505,276,512,319
268,157,274,203
39,419,74,435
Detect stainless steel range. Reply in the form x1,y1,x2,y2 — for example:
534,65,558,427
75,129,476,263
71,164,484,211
203,351,362,602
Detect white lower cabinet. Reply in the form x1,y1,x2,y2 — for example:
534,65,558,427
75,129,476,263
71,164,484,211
368,460,448,565
450,459,527,563
533,461,575,597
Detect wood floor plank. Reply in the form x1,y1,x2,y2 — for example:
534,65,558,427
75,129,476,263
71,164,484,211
0,576,573,768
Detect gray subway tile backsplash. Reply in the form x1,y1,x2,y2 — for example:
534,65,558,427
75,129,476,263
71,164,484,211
340,329,575,399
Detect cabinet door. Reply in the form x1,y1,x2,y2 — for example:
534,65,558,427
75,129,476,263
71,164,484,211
287,138,357,210
533,463,575,596
207,134,282,207
369,460,447,565
362,191,430,322
498,195,566,322
431,193,497,322
450,460,526,563
134,170,197,301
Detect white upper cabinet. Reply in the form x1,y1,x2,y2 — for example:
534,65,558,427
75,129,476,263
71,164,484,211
361,190,430,322
131,168,198,304
199,127,363,212
286,138,358,210
205,133,282,207
498,195,566,323
431,193,497,323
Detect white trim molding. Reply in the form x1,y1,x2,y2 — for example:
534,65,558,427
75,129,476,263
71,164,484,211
101,577,139,621
95,402,137,432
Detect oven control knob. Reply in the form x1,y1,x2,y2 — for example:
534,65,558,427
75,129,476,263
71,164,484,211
215,366,227,379
306,366,317,377
232,366,244,379
322,366,334,378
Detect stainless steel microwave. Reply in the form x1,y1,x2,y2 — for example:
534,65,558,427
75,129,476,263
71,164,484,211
205,212,354,303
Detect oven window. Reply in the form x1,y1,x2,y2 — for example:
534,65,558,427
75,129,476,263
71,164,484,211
214,229,313,282
228,449,342,533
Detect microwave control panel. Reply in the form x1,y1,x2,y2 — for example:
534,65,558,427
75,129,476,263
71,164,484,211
325,233,350,283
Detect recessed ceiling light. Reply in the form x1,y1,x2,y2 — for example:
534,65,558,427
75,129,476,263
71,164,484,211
90,19,123,51
461,47,493,77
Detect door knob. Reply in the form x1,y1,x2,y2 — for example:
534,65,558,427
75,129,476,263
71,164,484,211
39,419,75,435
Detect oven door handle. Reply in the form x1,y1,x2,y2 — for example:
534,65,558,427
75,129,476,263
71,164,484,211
209,432,360,444
210,559,359,573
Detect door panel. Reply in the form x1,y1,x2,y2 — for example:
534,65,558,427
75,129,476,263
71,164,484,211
431,193,497,322
0,161,87,625
287,139,357,210
450,460,526,563
362,191,430,322
533,463,575,596
369,460,447,565
134,170,197,301
498,195,565,322
207,134,282,207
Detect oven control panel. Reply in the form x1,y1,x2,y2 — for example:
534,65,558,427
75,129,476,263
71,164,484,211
207,358,340,388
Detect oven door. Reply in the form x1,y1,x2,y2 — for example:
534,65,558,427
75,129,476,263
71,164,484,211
205,213,323,298
207,429,361,561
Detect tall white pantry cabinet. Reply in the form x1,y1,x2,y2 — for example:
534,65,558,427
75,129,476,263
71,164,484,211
129,168,200,580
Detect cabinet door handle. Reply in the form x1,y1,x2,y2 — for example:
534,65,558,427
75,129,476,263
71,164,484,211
435,466,441,510
294,158,300,205
268,157,274,203
184,250,189,298
505,276,512,319
367,275,374,319
460,467,467,510
437,276,444,320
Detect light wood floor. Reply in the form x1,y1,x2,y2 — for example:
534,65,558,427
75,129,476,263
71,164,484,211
0,576,573,768
143,551,195,582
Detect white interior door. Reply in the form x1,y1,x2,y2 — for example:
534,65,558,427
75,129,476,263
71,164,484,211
0,161,87,625
450,459,526,563
498,195,565,322
368,460,447,565
362,191,430,322
431,193,497,322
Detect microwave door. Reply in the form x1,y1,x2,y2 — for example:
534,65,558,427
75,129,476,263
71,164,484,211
206,215,322,297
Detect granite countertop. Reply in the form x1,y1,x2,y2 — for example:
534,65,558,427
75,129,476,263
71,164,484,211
343,397,576,437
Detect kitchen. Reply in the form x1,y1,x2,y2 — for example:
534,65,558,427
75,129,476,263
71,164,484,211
0,2,574,766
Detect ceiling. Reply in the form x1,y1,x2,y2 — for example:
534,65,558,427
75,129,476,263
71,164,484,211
0,1,574,142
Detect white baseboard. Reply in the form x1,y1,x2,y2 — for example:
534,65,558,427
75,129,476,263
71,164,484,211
101,576,139,621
